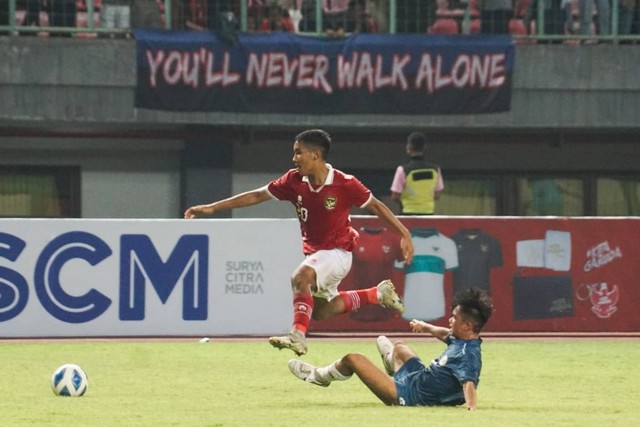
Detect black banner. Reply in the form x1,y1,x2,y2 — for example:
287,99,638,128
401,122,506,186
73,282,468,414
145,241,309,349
135,30,515,115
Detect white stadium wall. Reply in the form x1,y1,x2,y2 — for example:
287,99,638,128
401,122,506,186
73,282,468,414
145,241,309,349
0,219,301,337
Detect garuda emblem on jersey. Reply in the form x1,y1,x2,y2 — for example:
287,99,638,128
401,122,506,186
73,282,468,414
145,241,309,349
324,196,337,210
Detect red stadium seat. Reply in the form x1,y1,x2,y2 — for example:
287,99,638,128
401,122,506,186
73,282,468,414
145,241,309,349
77,0,102,12
75,11,100,38
470,19,481,34
509,18,527,35
509,18,536,44
428,18,459,35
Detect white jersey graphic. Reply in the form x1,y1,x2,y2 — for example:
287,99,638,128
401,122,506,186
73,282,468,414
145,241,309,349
402,228,458,321
516,231,571,271
544,230,571,271
516,240,545,268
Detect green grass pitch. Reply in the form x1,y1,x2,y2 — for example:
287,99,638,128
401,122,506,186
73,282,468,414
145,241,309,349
1,338,638,426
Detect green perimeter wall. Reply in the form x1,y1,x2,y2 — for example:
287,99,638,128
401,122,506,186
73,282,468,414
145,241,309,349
1,37,639,131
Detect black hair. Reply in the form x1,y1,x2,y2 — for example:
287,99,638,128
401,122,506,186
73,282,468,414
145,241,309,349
452,287,493,333
294,129,331,160
407,131,427,152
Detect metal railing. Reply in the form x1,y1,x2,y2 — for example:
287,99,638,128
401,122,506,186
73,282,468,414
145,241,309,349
0,0,638,42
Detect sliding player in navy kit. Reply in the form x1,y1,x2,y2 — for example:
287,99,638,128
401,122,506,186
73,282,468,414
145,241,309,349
288,288,493,410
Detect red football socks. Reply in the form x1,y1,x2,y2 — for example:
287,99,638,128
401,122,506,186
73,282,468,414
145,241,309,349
339,287,378,313
292,292,314,334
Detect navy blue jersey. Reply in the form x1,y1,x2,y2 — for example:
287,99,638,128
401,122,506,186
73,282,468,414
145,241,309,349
451,229,503,295
394,335,482,407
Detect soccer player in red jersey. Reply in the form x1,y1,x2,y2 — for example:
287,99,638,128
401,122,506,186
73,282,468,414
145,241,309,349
184,129,414,355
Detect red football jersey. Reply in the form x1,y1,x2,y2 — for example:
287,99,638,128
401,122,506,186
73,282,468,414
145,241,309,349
266,165,372,255
350,227,404,288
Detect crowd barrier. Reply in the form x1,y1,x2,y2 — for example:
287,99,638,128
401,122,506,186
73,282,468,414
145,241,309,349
0,216,637,338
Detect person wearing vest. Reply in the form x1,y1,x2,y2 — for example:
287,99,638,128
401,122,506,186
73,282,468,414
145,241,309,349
390,132,444,215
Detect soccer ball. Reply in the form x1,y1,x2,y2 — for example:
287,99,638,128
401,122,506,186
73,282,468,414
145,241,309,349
51,364,89,397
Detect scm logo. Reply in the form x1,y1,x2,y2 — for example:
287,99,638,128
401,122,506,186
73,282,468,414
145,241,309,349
0,232,209,323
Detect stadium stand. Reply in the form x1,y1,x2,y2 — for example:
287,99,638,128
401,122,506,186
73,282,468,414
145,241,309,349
2,0,639,40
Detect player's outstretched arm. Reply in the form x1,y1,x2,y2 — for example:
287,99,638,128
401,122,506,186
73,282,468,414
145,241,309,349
184,188,271,219
365,197,414,264
409,319,450,342
462,381,477,411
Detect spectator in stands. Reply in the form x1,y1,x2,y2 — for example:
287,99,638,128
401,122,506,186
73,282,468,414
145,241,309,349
246,0,267,26
275,0,303,31
323,0,350,37
619,0,636,35
0,0,8,36
131,0,163,30
479,0,513,34
169,0,205,30
170,0,182,29
245,14,259,32
0,0,7,35
297,0,380,34
297,0,318,32
184,0,207,30
20,0,42,35
208,0,234,30
352,0,377,33
367,0,387,33
259,3,295,32
208,0,240,44
395,0,434,33
523,0,568,38
428,0,462,34
100,0,131,37
48,0,77,37
579,0,610,37
248,0,266,15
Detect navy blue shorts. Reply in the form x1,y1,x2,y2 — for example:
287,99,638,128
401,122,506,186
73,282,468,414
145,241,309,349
393,357,425,406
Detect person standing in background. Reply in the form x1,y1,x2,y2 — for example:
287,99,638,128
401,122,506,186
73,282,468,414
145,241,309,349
100,0,131,37
618,0,635,36
322,0,351,37
479,0,513,34
390,132,444,215
48,0,77,36
522,0,569,38
579,0,610,37
259,3,295,32
131,0,163,31
395,0,434,33
19,0,42,35
367,0,388,33
0,0,8,35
